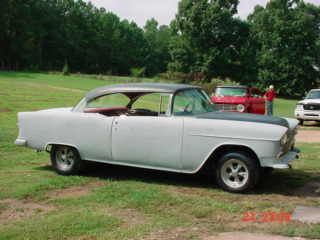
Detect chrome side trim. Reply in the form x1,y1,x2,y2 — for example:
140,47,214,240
188,133,277,142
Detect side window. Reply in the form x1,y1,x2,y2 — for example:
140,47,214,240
251,89,262,98
86,93,130,109
132,93,170,115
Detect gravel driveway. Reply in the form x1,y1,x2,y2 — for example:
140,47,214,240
296,130,320,143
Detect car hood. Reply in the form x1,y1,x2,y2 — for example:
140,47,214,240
284,118,299,130
298,99,320,104
196,111,289,128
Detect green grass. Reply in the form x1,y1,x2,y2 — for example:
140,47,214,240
274,98,298,118
0,71,319,239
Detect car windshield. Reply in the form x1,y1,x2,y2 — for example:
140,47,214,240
215,87,247,97
306,90,320,99
173,89,214,116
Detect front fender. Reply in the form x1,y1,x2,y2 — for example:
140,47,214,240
189,142,260,174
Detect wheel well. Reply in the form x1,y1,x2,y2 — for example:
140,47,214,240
45,144,80,156
200,145,260,173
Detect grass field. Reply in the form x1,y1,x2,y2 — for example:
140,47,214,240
0,72,319,239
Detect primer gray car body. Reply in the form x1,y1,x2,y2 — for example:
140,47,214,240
15,83,299,174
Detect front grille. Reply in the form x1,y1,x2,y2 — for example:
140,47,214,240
215,104,237,111
279,133,295,158
303,104,320,111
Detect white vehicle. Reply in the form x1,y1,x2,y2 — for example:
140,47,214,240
295,89,320,125
15,83,300,193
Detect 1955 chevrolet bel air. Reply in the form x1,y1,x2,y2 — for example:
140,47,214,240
15,83,300,192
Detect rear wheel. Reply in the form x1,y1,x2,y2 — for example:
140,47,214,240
216,152,260,193
51,145,84,175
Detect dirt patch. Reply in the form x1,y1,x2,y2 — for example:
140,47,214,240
105,207,147,227
0,199,55,225
294,181,320,197
46,181,105,199
0,182,106,225
296,130,320,143
204,232,307,240
144,227,309,240
0,108,11,113
144,226,207,240
292,206,320,224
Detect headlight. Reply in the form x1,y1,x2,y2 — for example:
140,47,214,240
280,133,289,146
296,104,303,110
237,104,245,112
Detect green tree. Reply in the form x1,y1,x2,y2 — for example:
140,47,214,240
249,0,320,96
173,0,254,82
143,18,172,76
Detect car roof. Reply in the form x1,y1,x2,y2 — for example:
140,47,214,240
85,83,200,101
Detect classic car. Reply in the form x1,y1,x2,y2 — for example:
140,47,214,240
295,89,320,125
211,85,265,115
15,83,299,193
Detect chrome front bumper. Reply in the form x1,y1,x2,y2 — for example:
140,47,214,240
295,110,320,121
261,148,300,169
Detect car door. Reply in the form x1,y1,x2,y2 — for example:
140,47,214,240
249,88,265,114
111,93,183,170
111,116,183,170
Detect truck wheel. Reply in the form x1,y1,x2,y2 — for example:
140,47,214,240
51,145,84,176
216,152,260,193
299,119,304,126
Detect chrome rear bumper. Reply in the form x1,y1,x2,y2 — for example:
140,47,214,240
15,138,27,146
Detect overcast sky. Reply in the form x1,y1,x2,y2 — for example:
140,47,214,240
88,0,320,27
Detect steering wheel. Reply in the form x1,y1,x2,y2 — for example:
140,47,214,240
183,103,193,113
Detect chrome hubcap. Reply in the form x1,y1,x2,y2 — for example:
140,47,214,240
221,159,249,189
55,147,75,171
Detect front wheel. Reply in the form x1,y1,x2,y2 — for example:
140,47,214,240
299,119,304,126
51,145,84,176
216,152,260,193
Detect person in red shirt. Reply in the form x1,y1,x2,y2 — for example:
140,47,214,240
264,85,276,116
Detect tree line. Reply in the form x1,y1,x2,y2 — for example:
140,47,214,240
1,0,319,96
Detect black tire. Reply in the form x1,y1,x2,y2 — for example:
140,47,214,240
299,119,304,126
50,145,84,176
215,152,260,193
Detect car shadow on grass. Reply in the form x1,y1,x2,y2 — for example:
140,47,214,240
36,163,319,197
257,170,320,197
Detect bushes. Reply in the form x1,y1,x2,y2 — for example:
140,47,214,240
157,72,190,83
130,67,146,78
199,78,240,95
157,72,207,83
157,72,240,95
62,61,69,76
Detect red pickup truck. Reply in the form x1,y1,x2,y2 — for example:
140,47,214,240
211,86,266,115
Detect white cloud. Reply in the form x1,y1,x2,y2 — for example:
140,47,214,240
88,0,179,27
238,0,320,19
237,0,267,19
88,0,320,27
